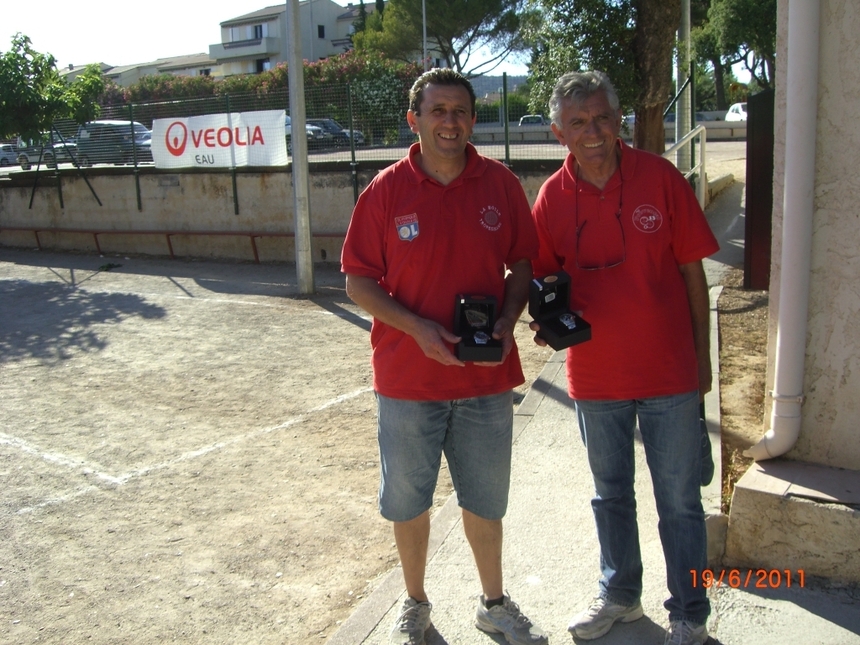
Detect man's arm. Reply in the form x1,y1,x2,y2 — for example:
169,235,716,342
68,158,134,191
679,260,712,400
345,274,465,367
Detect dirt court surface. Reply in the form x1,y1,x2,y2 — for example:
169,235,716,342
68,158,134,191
0,145,765,645
0,250,553,644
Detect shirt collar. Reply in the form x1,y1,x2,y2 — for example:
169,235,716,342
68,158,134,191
406,142,486,186
560,138,634,192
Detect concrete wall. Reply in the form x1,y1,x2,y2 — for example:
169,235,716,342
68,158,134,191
765,0,860,470
0,163,558,264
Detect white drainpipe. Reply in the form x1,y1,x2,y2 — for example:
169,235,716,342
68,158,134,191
745,0,820,461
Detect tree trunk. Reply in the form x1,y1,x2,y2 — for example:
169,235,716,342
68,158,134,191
712,56,727,110
634,103,668,154
632,0,681,154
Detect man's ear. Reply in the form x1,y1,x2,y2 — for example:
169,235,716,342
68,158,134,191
406,110,418,132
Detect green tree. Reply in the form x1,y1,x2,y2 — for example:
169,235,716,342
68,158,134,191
351,0,370,43
353,0,531,77
0,34,103,140
526,0,679,154
354,1,422,65
306,51,423,144
708,0,776,89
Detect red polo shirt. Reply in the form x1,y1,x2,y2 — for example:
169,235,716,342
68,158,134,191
342,143,538,400
532,141,720,400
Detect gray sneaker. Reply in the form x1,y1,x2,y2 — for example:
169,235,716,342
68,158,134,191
475,594,548,645
568,596,644,640
390,597,432,645
664,620,708,645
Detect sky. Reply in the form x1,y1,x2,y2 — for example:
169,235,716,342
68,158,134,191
3,0,530,75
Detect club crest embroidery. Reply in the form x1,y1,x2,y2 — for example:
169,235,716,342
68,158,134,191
395,213,419,241
480,205,503,232
632,204,664,233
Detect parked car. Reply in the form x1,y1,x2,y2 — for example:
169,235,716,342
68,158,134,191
0,144,17,166
306,118,364,147
518,114,548,126
725,102,748,121
16,133,77,170
76,120,153,166
285,115,329,151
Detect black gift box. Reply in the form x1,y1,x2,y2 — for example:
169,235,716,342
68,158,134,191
528,271,592,351
454,294,503,362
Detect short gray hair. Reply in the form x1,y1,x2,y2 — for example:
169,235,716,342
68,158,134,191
548,71,620,126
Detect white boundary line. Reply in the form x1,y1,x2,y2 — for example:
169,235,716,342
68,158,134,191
9,386,373,514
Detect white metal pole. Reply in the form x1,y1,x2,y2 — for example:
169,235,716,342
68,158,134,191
745,0,820,460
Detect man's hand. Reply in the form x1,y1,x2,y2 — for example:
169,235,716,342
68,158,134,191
528,320,548,347
346,274,465,367
473,312,517,366
411,318,465,367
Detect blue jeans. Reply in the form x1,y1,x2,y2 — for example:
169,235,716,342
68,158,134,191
575,391,710,625
376,391,513,522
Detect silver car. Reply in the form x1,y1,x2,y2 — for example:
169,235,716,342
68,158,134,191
0,144,17,167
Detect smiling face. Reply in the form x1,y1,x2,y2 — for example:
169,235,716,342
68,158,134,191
406,82,476,167
551,90,622,185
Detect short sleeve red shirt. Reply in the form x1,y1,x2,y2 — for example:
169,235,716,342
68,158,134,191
341,143,539,400
532,141,720,400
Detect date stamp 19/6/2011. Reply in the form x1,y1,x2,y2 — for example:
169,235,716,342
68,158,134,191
691,569,805,589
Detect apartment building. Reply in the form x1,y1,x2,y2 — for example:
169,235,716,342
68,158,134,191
209,0,372,76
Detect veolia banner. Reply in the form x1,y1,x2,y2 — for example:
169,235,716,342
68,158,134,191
152,110,287,169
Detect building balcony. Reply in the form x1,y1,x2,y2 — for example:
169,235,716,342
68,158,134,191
209,37,281,62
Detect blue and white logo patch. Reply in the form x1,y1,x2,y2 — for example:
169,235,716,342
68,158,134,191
395,213,420,241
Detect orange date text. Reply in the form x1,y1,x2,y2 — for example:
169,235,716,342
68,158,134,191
690,568,805,588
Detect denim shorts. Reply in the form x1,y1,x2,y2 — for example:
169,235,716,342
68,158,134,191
376,391,513,522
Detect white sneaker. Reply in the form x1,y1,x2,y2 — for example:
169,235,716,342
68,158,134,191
475,594,548,645
568,596,644,640
389,597,432,645
664,619,708,645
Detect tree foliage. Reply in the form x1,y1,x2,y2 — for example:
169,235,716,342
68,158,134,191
353,0,531,77
100,51,424,147
123,74,217,103
0,34,104,140
706,0,776,88
691,0,775,107
525,0,679,154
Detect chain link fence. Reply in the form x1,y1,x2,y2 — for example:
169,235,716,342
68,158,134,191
37,81,565,172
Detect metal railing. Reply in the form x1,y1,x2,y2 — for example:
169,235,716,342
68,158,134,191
663,125,708,208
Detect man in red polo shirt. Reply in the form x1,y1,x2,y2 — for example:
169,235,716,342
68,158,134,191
530,70,719,645
341,68,547,645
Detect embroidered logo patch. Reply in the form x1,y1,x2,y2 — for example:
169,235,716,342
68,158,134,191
480,205,502,232
395,213,419,241
632,204,664,233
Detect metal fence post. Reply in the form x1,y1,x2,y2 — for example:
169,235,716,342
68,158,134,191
226,95,240,215
502,73,510,166
129,103,142,211
348,83,359,204
49,126,65,209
